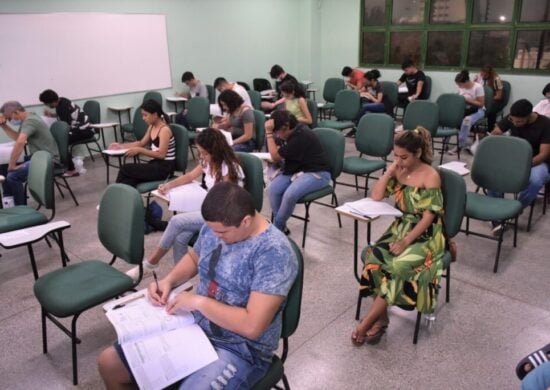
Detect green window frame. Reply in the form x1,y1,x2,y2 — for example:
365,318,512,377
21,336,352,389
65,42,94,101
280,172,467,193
359,0,550,74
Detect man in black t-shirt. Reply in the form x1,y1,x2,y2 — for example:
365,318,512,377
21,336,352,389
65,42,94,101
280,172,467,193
489,99,550,210
396,59,428,108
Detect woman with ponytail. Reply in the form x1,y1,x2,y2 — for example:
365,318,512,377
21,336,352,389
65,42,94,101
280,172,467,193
351,127,446,346
112,99,176,187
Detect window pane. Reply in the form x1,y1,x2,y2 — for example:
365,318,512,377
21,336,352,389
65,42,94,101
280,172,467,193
430,0,466,23
362,32,386,64
472,0,514,23
520,0,550,22
467,31,510,68
392,0,425,24
426,31,463,66
363,0,386,26
514,30,550,70
389,31,422,65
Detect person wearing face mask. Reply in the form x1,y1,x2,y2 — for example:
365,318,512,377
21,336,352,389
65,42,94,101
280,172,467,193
488,99,550,233
0,101,59,205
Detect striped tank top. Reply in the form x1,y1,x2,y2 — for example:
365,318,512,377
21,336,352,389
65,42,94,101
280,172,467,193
151,126,176,161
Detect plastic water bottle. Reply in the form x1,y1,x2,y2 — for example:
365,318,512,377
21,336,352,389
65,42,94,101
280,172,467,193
424,313,436,329
72,156,86,174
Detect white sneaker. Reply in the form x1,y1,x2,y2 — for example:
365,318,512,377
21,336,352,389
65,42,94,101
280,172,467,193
126,260,159,282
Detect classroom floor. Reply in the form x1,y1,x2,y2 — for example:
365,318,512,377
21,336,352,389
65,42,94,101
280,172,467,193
1,138,548,390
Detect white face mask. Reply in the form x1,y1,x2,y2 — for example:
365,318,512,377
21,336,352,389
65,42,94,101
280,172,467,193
10,119,22,127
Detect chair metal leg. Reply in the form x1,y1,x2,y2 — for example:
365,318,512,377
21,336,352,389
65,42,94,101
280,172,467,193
62,177,79,206
301,202,310,248
41,307,48,354
282,373,291,390
354,175,358,191
445,265,451,303
71,315,80,385
413,311,422,344
85,144,95,161
465,216,470,235
27,243,39,280
355,293,363,321
332,191,342,228
493,226,505,273
513,216,518,247
54,179,65,198
527,202,535,232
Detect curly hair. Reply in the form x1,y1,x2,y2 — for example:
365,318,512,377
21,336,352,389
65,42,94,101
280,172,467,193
196,128,241,183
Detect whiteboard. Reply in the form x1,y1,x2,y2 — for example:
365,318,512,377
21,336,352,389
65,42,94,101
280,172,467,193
0,13,172,106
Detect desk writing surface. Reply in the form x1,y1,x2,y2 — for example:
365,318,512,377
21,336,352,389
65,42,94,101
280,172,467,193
108,106,132,111
0,142,24,165
166,96,188,102
90,122,118,128
0,220,71,248
102,148,128,156
439,161,470,176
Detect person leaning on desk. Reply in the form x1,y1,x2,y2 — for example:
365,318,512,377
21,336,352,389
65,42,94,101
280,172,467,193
98,182,298,389
126,128,245,281
110,99,176,187
0,101,59,206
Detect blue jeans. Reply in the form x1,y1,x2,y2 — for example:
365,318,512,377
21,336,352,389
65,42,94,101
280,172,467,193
359,102,385,119
522,361,550,390
232,140,255,153
488,162,550,209
458,108,486,148
1,160,30,206
268,170,331,231
158,211,204,263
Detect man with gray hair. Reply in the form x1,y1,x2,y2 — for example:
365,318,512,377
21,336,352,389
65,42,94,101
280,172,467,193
0,101,58,205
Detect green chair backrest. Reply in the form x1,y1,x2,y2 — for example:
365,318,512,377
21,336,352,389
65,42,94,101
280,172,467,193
28,151,55,210
248,90,262,110
438,168,466,238
471,136,532,194
422,75,432,100
380,81,398,115
143,91,162,106
187,97,210,130
131,107,148,140
237,81,251,91
235,152,264,211
83,100,100,124
436,93,466,129
483,85,495,114
313,128,345,180
50,121,71,166
252,110,266,151
489,80,511,115
306,99,318,129
281,238,304,339
355,113,394,157
169,124,189,173
403,100,439,136
334,90,361,121
323,78,345,103
253,78,272,92
206,84,216,104
98,184,144,265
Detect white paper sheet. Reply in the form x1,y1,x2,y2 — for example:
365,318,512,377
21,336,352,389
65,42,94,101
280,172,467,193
340,198,403,218
439,161,470,176
102,148,128,156
167,182,208,213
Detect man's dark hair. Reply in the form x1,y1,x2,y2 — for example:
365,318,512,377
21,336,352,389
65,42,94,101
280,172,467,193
181,71,195,82
401,59,415,70
269,65,284,79
341,66,352,77
542,83,550,96
202,182,255,227
510,99,533,118
38,89,59,104
213,77,228,89
271,109,299,132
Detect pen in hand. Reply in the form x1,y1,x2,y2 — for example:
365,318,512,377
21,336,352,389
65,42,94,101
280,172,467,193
153,270,160,294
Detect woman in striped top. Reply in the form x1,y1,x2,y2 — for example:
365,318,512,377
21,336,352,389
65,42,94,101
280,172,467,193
111,99,176,187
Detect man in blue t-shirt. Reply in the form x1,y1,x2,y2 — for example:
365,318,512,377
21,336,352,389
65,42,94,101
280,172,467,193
98,182,298,389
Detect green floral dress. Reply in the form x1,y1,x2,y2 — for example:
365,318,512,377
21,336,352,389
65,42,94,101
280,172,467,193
359,178,446,313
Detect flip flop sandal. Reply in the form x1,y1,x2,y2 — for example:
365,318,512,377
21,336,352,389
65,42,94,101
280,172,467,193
351,328,367,347
516,343,550,380
365,321,389,345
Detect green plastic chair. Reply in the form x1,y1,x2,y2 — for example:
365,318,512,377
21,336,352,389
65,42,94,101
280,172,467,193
252,110,266,152
143,90,162,106
136,124,190,202
251,238,304,390
236,152,264,212
423,75,432,100
341,113,394,197
0,151,69,280
462,136,532,273
120,106,148,142
355,167,466,344
253,78,272,92
248,90,262,110
434,94,466,164
379,81,398,117
293,128,345,248
318,90,360,134
319,78,345,120
70,100,103,161
33,183,145,385
50,121,80,206
402,100,439,137
206,84,216,104
527,176,550,232
306,98,318,129
186,96,210,159
472,86,495,134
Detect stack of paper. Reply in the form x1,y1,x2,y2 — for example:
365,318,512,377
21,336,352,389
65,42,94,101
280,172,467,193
102,148,128,156
439,161,470,176
167,182,208,213
340,198,402,218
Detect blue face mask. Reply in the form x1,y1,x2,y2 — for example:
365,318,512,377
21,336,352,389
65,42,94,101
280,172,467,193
10,119,22,127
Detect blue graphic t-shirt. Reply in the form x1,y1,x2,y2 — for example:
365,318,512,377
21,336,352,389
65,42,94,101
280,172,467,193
192,223,298,364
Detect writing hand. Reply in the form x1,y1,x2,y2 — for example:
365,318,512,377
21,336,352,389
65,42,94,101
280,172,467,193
389,238,410,255
165,292,202,314
109,143,121,150
158,183,171,195
147,279,172,306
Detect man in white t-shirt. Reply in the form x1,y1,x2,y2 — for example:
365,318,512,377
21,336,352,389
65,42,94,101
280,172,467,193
213,77,252,107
